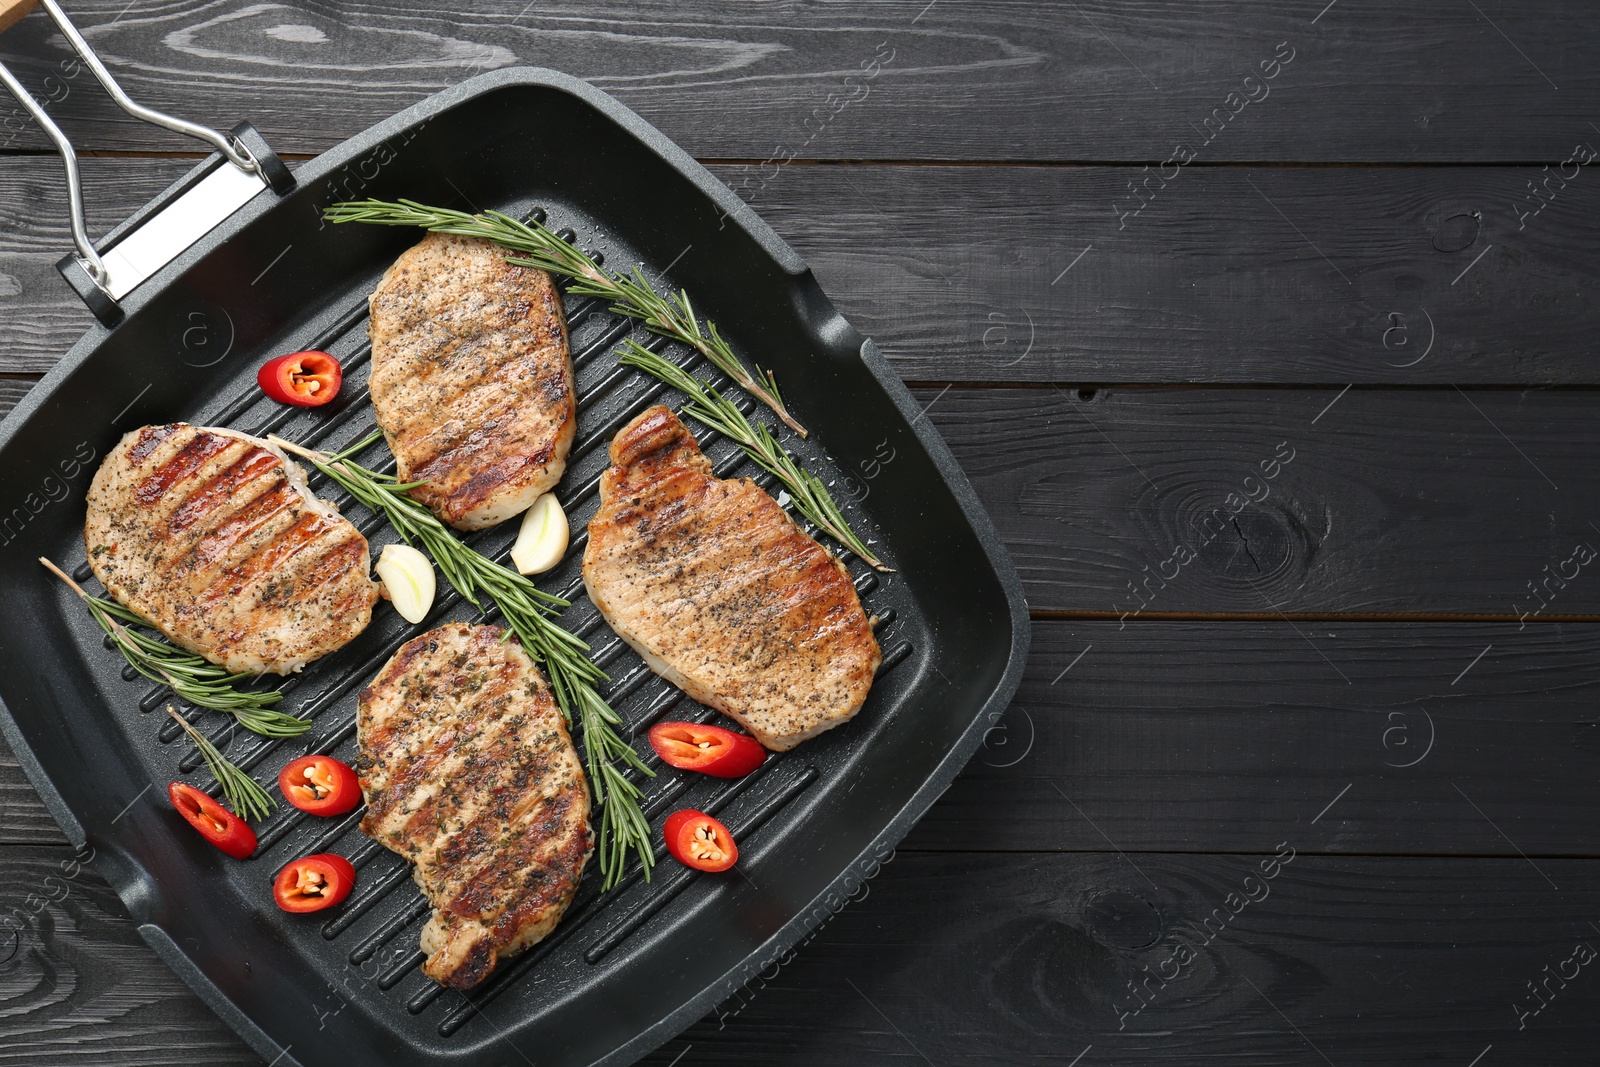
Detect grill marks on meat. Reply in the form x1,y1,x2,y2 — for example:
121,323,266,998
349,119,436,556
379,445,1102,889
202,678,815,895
357,623,591,989
583,406,881,751
368,232,576,531
84,424,377,675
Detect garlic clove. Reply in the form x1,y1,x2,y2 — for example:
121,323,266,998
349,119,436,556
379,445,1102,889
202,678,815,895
510,493,569,575
375,543,436,624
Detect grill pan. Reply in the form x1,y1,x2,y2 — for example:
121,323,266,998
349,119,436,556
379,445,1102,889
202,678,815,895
0,11,1029,1065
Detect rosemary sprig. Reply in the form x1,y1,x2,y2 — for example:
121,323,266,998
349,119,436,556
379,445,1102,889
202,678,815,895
270,433,655,889
617,342,890,571
40,558,309,738
321,198,806,437
166,706,274,820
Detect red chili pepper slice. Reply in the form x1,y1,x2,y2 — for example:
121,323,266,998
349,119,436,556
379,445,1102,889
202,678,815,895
257,350,342,407
663,809,738,873
168,781,257,859
278,754,362,816
648,721,766,778
273,853,357,913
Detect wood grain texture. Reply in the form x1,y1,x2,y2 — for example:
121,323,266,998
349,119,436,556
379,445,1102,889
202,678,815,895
0,0,38,37
0,742,64,845
7,845,1600,1066
5,158,1600,383
6,383,1598,616
0,159,191,373
0,1,1597,161
765,164,1600,385
4,619,1595,857
917,385,1600,615
0,2,1596,1061
909,619,1600,855
0,847,258,1064
0,378,35,418
640,852,1600,1066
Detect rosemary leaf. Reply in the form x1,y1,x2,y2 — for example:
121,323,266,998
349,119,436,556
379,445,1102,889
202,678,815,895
615,342,890,571
40,558,309,738
322,198,807,437
270,434,656,890
166,706,274,821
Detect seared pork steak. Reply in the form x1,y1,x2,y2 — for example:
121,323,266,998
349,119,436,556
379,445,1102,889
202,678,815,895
583,406,881,751
357,622,591,989
368,232,576,531
84,423,377,675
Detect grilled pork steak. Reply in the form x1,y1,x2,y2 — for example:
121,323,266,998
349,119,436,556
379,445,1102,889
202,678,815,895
368,232,576,531
357,623,591,989
84,423,377,675
583,406,881,751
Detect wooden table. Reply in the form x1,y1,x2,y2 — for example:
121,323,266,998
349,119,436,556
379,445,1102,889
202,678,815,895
3,2,1598,1063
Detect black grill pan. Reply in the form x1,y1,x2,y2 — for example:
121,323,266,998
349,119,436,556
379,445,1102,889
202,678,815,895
0,60,1028,1067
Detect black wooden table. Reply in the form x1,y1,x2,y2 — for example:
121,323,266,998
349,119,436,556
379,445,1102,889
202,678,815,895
3,2,1599,1064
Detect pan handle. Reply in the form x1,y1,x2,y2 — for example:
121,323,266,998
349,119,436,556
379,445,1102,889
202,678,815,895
0,41,104,286
35,0,259,171
0,0,294,325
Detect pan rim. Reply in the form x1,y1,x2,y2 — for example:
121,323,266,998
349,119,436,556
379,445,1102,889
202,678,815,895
0,65,1031,1067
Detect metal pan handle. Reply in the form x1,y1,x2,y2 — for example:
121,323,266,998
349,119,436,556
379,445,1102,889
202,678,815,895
0,0,294,325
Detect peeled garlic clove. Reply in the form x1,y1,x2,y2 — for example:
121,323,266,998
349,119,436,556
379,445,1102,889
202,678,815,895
375,543,435,624
511,493,569,575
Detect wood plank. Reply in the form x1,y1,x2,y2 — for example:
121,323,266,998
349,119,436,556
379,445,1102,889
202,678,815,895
643,852,1600,1065
918,385,1600,615
0,378,35,418
5,388,1599,843
0,733,63,845
758,163,1600,385
908,619,1600,855
0,159,191,374
0,2,1596,161
7,844,1600,1065
6,618,1597,857
6,158,1600,384
0,846,258,1064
